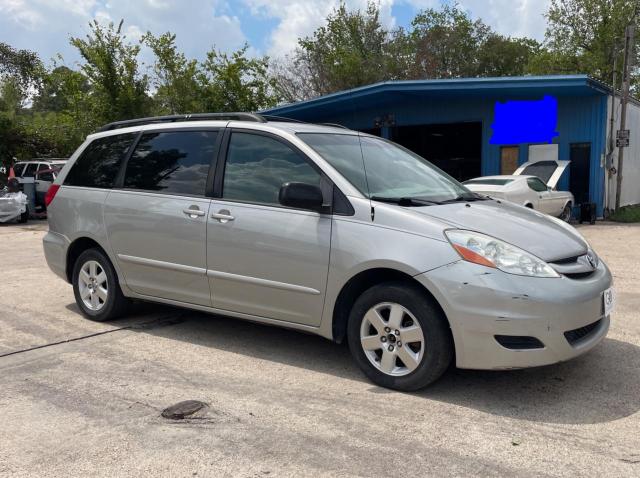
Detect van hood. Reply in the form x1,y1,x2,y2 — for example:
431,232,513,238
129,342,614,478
411,200,587,262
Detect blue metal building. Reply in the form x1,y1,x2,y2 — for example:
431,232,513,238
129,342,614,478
264,75,615,216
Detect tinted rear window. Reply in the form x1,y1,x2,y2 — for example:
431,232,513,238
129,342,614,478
464,178,514,186
65,133,136,188
520,160,557,184
123,131,217,196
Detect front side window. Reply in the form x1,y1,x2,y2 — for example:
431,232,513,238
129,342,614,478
65,133,136,188
222,132,321,206
124,131,218,196
527,177,548,192
23,163,38,177
299,133,472,203
13,163,25,176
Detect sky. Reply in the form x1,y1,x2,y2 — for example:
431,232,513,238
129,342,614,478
0,0,551,67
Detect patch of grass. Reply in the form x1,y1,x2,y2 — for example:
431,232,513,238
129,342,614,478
610,204,640,223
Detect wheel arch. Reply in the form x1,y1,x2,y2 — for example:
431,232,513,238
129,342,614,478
65,236,115,283
331,267,451,345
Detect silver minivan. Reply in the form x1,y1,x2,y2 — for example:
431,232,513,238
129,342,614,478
43,113,614,391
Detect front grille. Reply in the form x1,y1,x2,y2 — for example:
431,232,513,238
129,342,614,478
552,255,580,265
549,252,598,279
495,335,545,350
564,319,602,346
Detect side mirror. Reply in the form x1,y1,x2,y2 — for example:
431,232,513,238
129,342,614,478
279,182,325,211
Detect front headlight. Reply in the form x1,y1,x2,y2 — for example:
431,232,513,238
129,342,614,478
444,230,560,278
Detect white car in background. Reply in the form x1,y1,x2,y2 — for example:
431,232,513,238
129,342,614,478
464,159,574,222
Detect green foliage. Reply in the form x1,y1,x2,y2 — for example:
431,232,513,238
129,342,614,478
609,204,640,222
293,2,408,97
142,32,202,115
409,5,541,79
144,34,279,113
0,42,43,95
70,20,151,123
275,2,542,99
539,0,640,91
199,44,279,112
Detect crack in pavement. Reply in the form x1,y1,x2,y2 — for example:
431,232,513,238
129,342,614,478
0,314,186,359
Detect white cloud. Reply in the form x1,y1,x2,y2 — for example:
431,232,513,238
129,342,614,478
0,0,248,66
456,0,550,41
242,0,396,57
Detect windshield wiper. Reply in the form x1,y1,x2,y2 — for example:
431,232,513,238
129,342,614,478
371,196,441,206
439,194,490,204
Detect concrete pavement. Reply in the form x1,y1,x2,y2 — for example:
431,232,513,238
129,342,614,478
1,221,639,477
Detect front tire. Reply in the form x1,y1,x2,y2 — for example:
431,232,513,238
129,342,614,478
560,204,572,222
72,248,129,321
347,282,453,391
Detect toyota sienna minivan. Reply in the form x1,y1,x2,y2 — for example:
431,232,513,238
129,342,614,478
43,113,614,391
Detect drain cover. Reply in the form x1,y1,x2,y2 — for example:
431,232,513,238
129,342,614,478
161,400,209,420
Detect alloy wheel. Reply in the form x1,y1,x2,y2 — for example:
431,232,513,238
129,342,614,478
360,302,425,377
78,260,108,311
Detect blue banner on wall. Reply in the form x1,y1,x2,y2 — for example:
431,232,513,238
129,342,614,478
490,95,559,144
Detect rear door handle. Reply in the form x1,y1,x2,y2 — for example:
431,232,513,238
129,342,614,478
210,210,235,223
183,207,205,218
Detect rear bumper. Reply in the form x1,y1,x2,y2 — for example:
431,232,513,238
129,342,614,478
417,260,612,370
43,230,69,281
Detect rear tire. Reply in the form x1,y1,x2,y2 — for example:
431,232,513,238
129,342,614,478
19,207,28,223
347,281,453,391
72,248,129,321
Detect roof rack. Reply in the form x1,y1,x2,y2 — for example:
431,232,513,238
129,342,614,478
260,115,305,124
96,112,267,132
319,122,350,130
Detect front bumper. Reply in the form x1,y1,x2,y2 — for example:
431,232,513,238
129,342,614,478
417,259,612,370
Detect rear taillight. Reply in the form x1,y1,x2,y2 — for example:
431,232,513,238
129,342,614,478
44,184,60,207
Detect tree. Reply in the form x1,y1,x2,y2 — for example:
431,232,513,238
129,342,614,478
536,0,640,90
409,5,487,79
408,5,540,79
70,20,151,123
477,36,541,77
142,32,203,114
275,2,409,99
0,43,42,95
199,44,279,112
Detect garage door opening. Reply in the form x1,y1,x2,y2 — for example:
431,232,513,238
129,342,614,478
390,122,482,182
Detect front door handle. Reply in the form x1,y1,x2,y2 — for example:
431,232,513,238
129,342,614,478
210,210,235,223
183,206,205,218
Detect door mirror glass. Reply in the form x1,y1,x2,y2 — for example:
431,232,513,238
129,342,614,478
279,182,324,211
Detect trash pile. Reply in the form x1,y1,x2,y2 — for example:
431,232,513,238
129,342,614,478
0,178,28,223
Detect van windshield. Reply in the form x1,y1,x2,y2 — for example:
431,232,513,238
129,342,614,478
298,133,477,204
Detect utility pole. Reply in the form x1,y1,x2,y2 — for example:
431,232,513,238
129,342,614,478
607,55,617,213
615,25,635,211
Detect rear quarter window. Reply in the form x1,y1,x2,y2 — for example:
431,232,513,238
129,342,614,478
123,130,218,196
64,133,137,188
